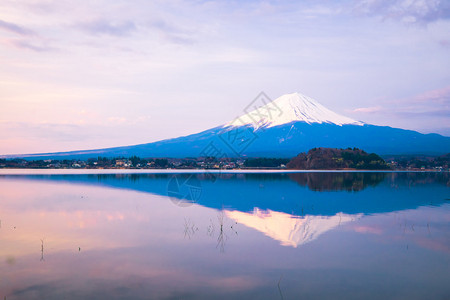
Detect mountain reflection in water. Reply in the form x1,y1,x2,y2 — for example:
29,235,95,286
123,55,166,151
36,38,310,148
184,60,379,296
225,208,362,247
3,171,448,248
288,172,386,191
0,171,448,300
5,171,448,218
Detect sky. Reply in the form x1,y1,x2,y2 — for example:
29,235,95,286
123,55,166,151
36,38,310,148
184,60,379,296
1,0,449,155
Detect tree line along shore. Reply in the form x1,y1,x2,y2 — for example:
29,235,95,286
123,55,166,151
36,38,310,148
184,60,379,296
0,148,448,171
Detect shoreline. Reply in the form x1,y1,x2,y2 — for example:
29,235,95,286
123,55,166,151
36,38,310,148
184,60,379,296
0,168,446,175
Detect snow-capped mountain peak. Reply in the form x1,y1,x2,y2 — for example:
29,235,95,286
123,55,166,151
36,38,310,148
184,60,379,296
225,92,363,129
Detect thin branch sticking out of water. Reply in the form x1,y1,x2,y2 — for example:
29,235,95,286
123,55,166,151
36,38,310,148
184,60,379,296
183,218,198,240
278,274,284,300
40,239,45,262
216,211,227,253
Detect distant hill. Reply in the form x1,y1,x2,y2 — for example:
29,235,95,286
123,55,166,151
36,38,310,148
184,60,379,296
286,147,390,170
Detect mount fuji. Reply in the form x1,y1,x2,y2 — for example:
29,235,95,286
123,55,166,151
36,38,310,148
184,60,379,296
6,92,450,159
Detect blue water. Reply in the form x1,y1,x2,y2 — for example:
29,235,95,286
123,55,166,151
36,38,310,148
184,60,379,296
0,171,448,299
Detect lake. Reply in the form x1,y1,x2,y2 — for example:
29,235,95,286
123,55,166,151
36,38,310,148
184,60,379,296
0,171,449,299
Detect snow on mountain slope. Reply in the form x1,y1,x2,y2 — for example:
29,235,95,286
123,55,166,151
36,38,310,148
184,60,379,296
225,92,363,129
3,91,450,159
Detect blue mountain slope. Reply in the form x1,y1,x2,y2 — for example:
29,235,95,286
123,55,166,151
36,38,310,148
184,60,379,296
7,122,449,159
243,122,450,157
3,92,449,159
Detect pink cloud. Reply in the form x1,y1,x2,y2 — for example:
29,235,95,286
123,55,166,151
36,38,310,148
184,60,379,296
439,39,450,48
412,86,450,104
352,106,383,113
351,85,450,116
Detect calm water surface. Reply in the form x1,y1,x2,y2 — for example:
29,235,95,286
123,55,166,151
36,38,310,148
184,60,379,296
0,171,449,299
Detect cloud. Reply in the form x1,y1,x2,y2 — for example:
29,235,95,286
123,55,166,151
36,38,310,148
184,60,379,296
412,86,450,103
350,86,450,132
75,20,137,36
149,19,180,33
354,0,450,24
107,117,127,124
0,19,54,52
354,86,450,114
439,39,450,47
8,39,53,52
0,19,35,36
73,17,195,45
0,121,83,142
147,19,196,45
352,106,383,113
394,109,450,118
161,33,195,45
